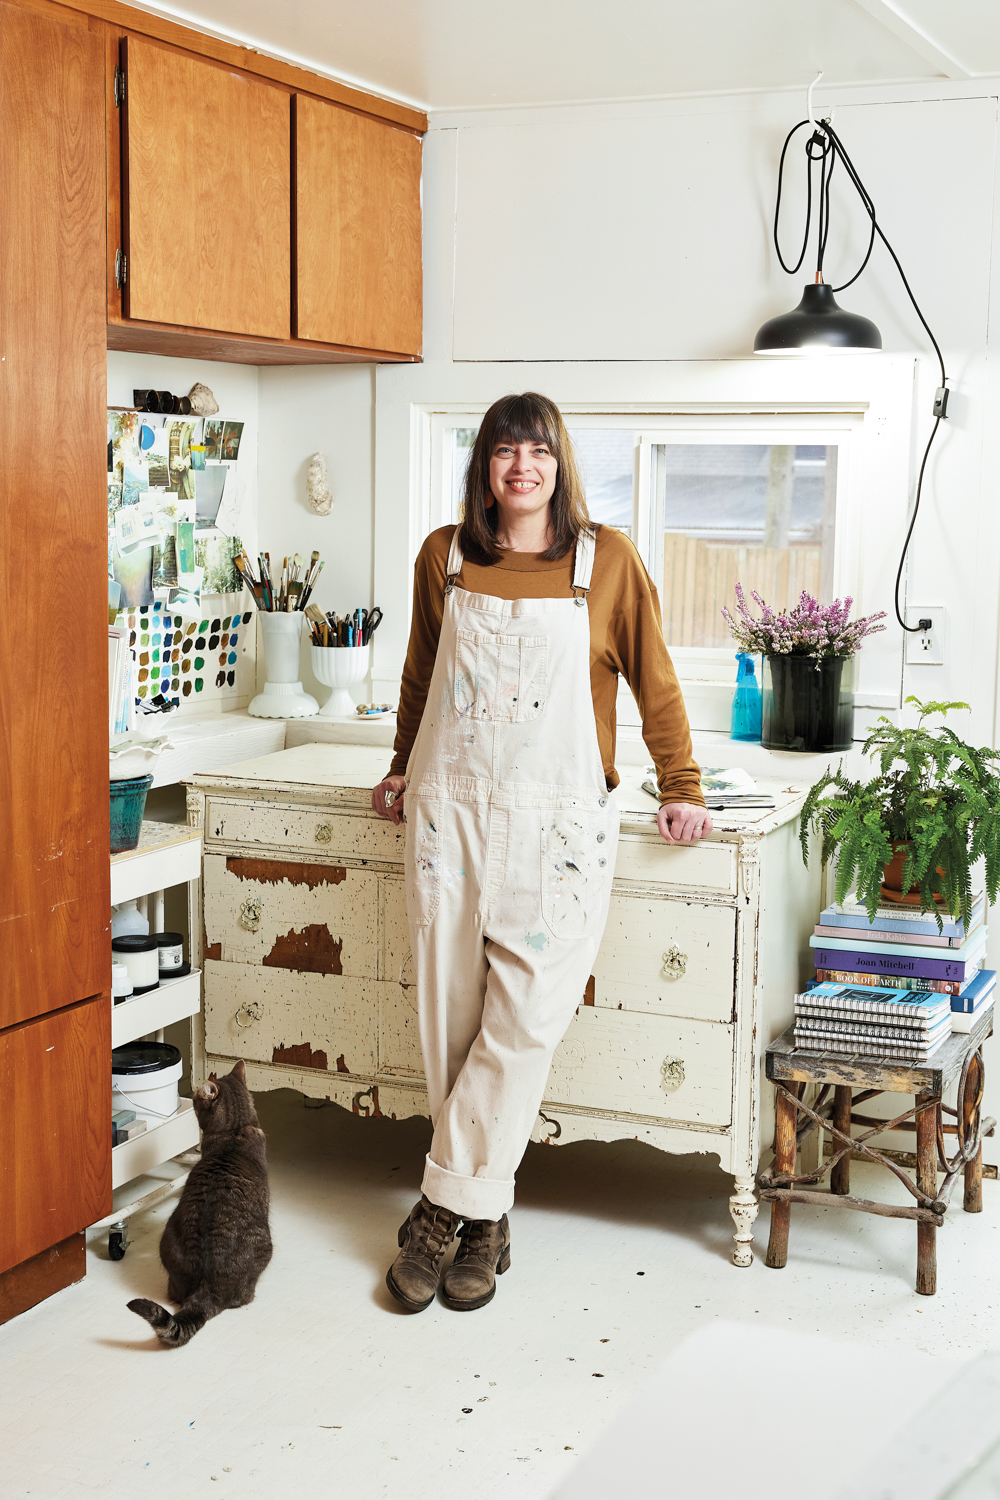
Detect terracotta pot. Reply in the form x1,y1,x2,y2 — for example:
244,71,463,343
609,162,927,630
880,841,946,905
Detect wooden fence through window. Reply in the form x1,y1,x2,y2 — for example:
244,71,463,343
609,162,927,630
661,532,823,649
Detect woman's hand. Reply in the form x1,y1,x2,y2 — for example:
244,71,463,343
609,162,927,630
657,802,714,845
372,775,407,825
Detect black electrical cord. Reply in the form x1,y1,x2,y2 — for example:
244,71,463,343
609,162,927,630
773,117,948,632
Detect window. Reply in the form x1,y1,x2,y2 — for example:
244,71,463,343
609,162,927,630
430,411,852,732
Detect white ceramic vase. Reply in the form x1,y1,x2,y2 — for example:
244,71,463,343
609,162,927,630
248,613,319,719
312,643,370,718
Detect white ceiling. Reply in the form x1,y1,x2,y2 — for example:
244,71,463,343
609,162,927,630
138,0,1000,110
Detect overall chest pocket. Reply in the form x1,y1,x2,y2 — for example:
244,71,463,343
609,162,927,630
453,629,548,723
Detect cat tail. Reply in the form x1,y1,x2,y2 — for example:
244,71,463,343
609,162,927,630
127,1286,217,1347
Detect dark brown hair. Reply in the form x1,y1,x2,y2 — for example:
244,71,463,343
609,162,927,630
458,392,591,564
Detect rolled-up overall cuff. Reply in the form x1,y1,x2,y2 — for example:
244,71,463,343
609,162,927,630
421,1154,515,1221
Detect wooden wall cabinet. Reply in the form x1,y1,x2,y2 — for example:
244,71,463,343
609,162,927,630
104,5,425,365
121,37,291,341
294,96,423,357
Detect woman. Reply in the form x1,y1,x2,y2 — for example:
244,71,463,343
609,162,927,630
372,393,711,1313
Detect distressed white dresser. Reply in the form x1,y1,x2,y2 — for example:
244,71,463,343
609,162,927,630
185,743,820,1265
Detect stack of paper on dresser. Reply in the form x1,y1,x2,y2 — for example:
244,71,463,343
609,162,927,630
794,982,953,1059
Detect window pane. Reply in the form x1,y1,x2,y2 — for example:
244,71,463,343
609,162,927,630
568,428,633,535
656,443,837,648
445,424,635,536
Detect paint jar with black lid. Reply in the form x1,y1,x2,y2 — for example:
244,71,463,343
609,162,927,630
111,934,159,994
151,931,188,978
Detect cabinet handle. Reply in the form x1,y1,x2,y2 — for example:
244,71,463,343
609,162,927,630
315,823,333,844
661,1055,686,1092
235,1000,263,1029
239,897,262,932
661,944,688,980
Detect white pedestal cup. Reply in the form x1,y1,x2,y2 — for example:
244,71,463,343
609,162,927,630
312,643,370,718
248,613,319,719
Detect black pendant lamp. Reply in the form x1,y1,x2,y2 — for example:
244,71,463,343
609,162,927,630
754,81,882,356
754,280,881,355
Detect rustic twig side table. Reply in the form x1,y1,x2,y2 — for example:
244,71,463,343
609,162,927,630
758,1011,995,1294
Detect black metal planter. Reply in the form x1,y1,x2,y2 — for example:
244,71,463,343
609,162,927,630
761,654,854,752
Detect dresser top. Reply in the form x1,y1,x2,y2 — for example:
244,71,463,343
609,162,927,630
187,743,811,838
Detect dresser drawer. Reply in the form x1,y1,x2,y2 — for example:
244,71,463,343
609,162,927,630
614,834,736,894
592,895,735,1023
544,1008,733,1127
205,798,405,864
204,960,379,1075
203,852,380,977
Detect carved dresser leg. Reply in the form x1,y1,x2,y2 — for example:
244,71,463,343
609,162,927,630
729,1177,759,1267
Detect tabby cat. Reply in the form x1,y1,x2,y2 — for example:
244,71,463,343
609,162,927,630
127,1059,272,1347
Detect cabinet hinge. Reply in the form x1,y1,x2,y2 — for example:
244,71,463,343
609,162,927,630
115,249,127,289
113,64,125,108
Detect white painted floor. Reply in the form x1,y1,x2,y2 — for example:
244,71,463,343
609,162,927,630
3,1090,1000,1500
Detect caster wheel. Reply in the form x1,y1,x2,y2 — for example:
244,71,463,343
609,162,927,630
109,1228,129,1261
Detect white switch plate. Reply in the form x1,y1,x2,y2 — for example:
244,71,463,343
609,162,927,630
904,605,945,665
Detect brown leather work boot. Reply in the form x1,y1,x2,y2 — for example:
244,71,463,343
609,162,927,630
385,1196,460,1312
441,1214,511,1311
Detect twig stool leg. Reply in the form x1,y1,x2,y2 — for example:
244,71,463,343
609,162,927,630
831,1085,852,1196
963,1050,984,1214
766,1083,802,1269
916,1093,938,1296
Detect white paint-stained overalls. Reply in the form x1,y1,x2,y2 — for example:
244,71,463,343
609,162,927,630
403,527,620,1221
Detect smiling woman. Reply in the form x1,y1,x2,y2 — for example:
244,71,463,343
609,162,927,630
459,392,590,563
369,390,710,1317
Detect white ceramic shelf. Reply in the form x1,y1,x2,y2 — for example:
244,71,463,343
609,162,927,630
111,1097,199,1191
111,969,202,1049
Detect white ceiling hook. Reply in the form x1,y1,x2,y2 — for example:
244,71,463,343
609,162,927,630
807,69,824,131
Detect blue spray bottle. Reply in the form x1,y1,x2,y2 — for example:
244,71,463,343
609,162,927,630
731,652,762,742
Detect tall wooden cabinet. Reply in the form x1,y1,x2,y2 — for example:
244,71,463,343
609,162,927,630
0,0,111,1309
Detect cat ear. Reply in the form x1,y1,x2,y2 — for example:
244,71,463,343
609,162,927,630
201,1079,219,1101
208,1072,218,1083
231,1059,247,1083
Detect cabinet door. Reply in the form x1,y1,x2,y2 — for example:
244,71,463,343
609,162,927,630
0,996,111,1275
294,95,422,354
0,1,108,1029
122,37,290,339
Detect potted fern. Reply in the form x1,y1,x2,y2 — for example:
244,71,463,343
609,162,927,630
799,697,1000,930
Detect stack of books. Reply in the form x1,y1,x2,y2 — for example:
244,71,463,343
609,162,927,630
797,890,995,1057
794,982,953,1060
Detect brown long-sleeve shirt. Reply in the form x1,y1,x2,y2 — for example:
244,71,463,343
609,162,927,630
389,524,704,806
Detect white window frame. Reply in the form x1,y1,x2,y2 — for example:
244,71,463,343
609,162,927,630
373,358,917,724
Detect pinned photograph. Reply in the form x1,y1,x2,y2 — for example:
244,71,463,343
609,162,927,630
146,426,171,488
195,532,243,594
203,419,224,461
121,460,149,509
194,464,228,528
112,540,154,608
164,418,197,499
221,421,244,461
108,411,141,478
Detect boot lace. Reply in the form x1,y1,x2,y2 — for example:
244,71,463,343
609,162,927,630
411,1203,457,1262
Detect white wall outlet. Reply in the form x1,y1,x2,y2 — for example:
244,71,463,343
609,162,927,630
904,605,945,665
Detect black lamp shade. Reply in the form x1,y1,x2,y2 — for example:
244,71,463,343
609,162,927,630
754,282,882,355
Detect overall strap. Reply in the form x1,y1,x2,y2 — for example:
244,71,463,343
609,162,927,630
572,527,597,605
444,527,464,596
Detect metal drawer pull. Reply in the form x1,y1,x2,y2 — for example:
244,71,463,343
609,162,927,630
315,823,333,844
239,897,262,932
661,944,688,980
661,1055,686,1092
235,1000,263,1028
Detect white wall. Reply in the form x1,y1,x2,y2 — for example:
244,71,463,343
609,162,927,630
386,82,1000,746
257,364,376,705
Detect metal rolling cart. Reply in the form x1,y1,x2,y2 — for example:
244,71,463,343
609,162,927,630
92,821,203,1259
